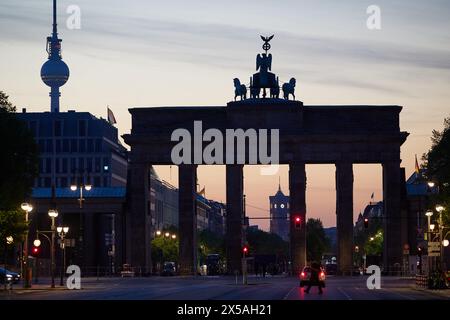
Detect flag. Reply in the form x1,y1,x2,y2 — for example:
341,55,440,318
198,186,205,197
107,106,117,125
415,154,420,174
370,192,374,200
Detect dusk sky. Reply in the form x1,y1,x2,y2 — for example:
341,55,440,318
1,0,450,230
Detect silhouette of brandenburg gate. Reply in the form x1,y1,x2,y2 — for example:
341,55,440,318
123,36,409,275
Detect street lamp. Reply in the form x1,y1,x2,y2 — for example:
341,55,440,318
171,234,176,239
164,232,170,238
435,205,446,272
156,230,162,236
20,202,33,288
48,209,58,288
70,182,92,209
4,236,14,290
370,237,375,241
430,224,435,231
57,226,69,286
427,182,435,188
443,240,449,247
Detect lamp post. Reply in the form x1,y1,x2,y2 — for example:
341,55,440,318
4,236,13,290
48,209,58,288
20,202,33,288
70,182,92,209
435,205,445,271
57,226,69,286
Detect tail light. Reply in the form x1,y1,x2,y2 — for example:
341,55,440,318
301,272,305,278
320,272,325,278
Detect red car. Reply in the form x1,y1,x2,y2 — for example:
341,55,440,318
299,266,326,287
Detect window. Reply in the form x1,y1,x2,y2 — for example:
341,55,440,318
79,158,84,171
38,140,45,152
70,158,76,173
62,158,68,173
87,139,93,152
46,158,52,173
86,157,92,173
103,176,108,187
274,204,277,209
44,178,51,187
55,140,61,152
54,120,62,136
63,139,69,152
78,120,86,136
71,139,77,152
46,139,53,153
60,177,68,188
95,158,101,173
55,158,60,173
95,139,102,152
39,159,44,174
79,139,85,152
94,176,101,187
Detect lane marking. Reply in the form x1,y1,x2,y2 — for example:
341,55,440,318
337,287,352,300
283,286,297,300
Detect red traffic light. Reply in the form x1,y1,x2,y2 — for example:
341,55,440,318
364,218,369,229
294,216,301,229
243,246,249,255
31,246,41,257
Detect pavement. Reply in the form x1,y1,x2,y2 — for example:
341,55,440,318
1,275,449,300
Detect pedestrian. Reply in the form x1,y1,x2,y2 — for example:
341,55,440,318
305,261,323,294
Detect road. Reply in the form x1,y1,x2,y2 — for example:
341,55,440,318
1,275,448,300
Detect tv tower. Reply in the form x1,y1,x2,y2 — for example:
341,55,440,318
41,0,70,113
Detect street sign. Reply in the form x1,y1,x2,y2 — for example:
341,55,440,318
428,242,440,248
428,252,440,257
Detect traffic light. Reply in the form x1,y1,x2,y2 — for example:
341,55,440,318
31,246,41,257
364,218,369,229
242,245,249,256
294,216,301,229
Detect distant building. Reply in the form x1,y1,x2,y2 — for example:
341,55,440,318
208,201,226,236
151,168,178,230
17,110,128,188
269,183,290,241
16,109,128,272
354,201,383,233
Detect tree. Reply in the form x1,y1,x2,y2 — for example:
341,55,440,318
306,218,330,263
364,230,383,256
423,117,450,226
198,229,225,263
246,228,288,257
0,91,38,210
151,236,179,264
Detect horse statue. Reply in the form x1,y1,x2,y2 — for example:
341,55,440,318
233,78,247,101
282,78,296,100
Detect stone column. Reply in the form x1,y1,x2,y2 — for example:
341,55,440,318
289,163,307,274
226,164,244,274
383,160,402,274
178,164,198,275
127,162,152,274
335,162,353,275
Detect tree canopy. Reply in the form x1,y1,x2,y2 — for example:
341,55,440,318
306,218,330,263
0,91,38,246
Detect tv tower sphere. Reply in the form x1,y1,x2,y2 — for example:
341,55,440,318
40,0,70,113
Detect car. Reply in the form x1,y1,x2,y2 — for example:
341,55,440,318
325,263,337,275
161,262,176,276
299,266,326,288
0,268,21,284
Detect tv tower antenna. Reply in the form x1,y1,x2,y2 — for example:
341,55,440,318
41,0,70,113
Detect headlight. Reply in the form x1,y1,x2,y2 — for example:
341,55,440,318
6,274,12,278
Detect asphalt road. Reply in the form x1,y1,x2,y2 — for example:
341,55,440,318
1,275,448,300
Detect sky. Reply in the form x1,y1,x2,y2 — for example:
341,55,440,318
1,0,450,230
